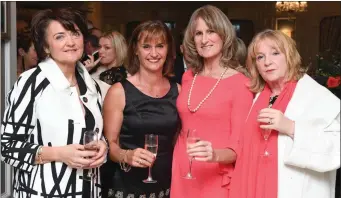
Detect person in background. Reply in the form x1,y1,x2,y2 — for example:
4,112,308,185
89,31,127,84
84,31,128,97
102,20,180,198
17,18,30,35
81,34,100,71
171,5,253,198
229,29,340,198
235,37,247,67
16,34,38,76
173,31,188,84
1,8,107,198
85,34,100,57
90,27,103,38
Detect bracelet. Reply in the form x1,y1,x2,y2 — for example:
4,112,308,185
35,146,44,164
119,149,131,172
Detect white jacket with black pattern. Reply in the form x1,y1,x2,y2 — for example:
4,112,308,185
1,58,104,198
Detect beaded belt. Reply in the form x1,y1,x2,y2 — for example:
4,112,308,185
108,188,170,198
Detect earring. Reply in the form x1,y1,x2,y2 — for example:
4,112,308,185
46,53,50,58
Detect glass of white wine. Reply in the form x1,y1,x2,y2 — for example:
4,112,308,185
143,134,158,183
83,130,98,181
83,130,98,198
183,129,199,179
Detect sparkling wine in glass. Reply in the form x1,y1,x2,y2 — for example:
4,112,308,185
183,129,199,179
262,129,271,157
261,95,278,157
83,130,98,181
143,134,158,183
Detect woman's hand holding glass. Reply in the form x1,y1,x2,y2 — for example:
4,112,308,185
85,140,108,169
58,144,97,169
257,108,295,138
125,148,155,168
187,140,215,162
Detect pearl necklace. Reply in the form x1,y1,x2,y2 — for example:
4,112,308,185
187,67,228,113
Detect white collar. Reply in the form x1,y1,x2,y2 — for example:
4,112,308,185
38,58,97,94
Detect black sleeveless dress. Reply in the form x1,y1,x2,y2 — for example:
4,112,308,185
101,79,179,198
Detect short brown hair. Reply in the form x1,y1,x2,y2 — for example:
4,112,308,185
31,8,88,61
100,31,127,66
126,20,175,77
247,29,307,93
17,34,33,53
183,5,245,74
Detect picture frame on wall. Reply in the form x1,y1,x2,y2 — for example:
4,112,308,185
1,1,10,40
276,17,296,40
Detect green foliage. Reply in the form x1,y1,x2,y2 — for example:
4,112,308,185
316,49,341,77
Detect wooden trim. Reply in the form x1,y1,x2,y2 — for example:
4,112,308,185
1,2,10,40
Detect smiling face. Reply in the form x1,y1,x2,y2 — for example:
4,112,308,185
255,38,288,85
44,20,84,65
99,37,116,66
194,17,223,60
136,33,168,73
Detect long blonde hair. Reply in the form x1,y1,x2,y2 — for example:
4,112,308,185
247,29,307,93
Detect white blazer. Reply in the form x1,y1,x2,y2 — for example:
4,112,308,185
1,58,104,197
275,74,340,198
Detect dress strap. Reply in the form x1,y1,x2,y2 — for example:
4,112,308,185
168,79,179,96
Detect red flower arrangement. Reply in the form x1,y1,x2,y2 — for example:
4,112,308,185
327,76,341,88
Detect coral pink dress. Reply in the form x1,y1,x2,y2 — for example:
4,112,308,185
171,70,253,198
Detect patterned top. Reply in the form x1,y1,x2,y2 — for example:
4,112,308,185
99,66,127,85
1,58,104,198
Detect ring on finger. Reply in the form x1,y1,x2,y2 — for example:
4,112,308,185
268,118,273,125
138,159,142,164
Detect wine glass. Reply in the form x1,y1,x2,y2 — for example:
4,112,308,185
262,128,272,157
183,129,199,179
83,130,98,181
261,95,277,157
143,134,158,183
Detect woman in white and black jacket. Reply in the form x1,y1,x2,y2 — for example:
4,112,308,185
1,8,107,198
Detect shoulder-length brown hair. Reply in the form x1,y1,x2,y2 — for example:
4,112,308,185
126,20,175,77
31,8,88,62
247,29,308,93
183,5,246,74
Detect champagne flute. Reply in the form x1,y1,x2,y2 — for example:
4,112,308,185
261,95,278,157
183,129,199,179
143,134,158,183
262,128,271,156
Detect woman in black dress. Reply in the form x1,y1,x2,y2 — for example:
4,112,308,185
102,21,180,198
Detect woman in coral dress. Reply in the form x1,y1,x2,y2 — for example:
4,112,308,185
170,5,253,198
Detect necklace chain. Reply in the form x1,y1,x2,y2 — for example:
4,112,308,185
187,67,228,113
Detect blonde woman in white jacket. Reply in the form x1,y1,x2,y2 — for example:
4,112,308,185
230,29,340,198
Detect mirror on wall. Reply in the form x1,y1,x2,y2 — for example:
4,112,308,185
276,17,296,40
